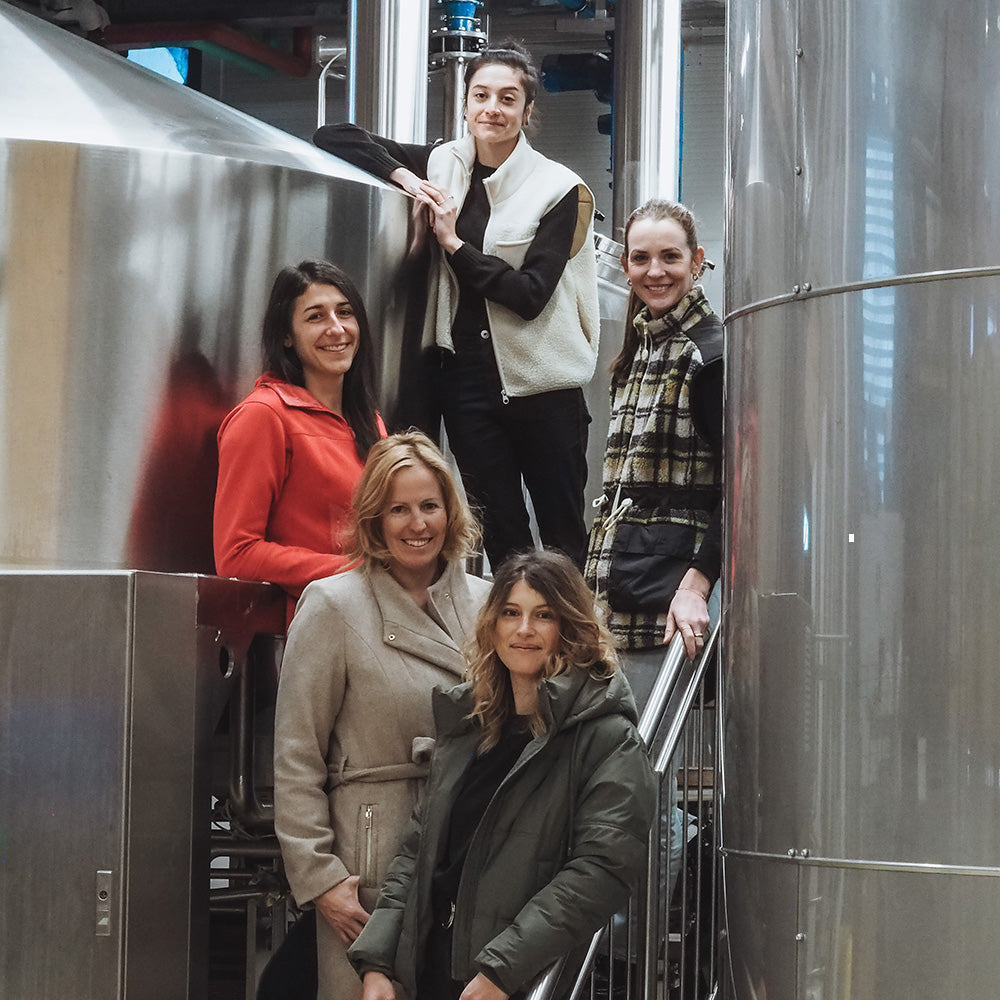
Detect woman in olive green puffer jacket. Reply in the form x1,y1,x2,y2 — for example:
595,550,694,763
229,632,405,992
348,550,657,1000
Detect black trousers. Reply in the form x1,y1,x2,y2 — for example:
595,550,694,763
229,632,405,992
255,910,317,1000
417,923,464,1000
439,354,590,571
417,923,526,1000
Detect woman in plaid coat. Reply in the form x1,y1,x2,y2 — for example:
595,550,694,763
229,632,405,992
585,200,722,675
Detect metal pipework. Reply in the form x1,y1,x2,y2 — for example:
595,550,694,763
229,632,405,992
316,34,347,128
611,0,682,231
210,838,282,860
224,642,276,836
551,0,598,15
429,0,488,141
347,0,430,141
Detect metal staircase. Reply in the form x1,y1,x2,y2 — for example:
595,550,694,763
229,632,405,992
530,624,723,1000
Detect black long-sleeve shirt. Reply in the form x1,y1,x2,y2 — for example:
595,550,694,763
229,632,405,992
313,124,578,338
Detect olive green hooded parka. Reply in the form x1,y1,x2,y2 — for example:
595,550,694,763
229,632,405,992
348,667,657,997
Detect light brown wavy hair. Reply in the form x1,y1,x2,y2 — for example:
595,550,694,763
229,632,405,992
348,430,480,565
466,549,618,752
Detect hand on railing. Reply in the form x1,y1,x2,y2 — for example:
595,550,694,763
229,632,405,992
523,618,721,1000
460,972,513,1000
523,956,567,1000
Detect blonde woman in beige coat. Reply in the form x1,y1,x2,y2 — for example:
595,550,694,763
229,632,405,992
274,431,489,1000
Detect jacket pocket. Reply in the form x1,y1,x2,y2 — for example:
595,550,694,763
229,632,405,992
493,229,537,269
607,521,697,613
356,803,379,888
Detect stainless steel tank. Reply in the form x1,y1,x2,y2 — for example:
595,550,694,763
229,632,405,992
585,233,630,501
0,3,427,575
724,0,1000,996
0,7,432,997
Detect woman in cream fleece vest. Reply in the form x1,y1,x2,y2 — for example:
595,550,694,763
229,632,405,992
314,42,600,572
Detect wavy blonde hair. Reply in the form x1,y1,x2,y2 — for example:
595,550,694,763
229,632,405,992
347,430,480,564
465,549,618,752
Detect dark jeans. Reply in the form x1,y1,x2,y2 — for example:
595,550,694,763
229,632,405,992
417,923,463,1000
417,922,526,1000
439,355,590,571
256,910,317,1000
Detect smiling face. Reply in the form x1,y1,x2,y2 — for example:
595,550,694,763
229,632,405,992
380,462,449,588
283,282,359,396
493,579,562,692
464,63,532,165
622,217,705,319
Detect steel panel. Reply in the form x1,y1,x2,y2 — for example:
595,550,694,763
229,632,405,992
124,573,209,999
796,1,1000,290
0,572,280,998
723,856,1000,999
797,862,1000,998
0,573,133,998
0,7,364,177
730,0,1000,312
719,854,798,1000
725,278,1000,865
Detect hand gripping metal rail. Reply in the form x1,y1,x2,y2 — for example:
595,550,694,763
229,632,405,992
524,621,721,1000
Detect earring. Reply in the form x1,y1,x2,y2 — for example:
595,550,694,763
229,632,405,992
626,278,632,287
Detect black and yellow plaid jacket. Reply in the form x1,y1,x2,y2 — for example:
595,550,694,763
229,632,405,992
585,288,723,650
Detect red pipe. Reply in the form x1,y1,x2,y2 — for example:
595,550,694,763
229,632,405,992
104,21,313,77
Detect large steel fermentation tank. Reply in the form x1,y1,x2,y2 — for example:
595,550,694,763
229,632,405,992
0,6,432,577
0,6,430,997
723,1,1000,997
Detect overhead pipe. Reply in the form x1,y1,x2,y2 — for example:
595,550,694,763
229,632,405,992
610,0,682,231
316,34,347,128
429,0,488,141
551,0,597,15
550,0,618,17
347,0,429,142
540,51,613,105
103,21,314,77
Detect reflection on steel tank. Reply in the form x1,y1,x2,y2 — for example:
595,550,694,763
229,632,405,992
725,0,1000,997
126,350,230,573
0,3,430,574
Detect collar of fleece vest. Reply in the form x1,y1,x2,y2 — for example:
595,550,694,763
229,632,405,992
441,130,538,201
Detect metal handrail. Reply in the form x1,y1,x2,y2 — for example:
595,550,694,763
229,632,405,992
654,625,720,777
526,622,721,1000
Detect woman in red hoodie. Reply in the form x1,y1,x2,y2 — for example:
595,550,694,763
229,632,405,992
214,259,385,623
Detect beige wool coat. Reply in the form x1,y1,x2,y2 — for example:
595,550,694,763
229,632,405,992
274,559,490,1000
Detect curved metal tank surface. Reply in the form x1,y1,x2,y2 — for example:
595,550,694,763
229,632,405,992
724,0,1000,997
0,5,426,573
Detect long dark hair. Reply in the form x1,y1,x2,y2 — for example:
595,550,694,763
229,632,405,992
466,549,617,751
611,200,701,382
260,259,380,458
